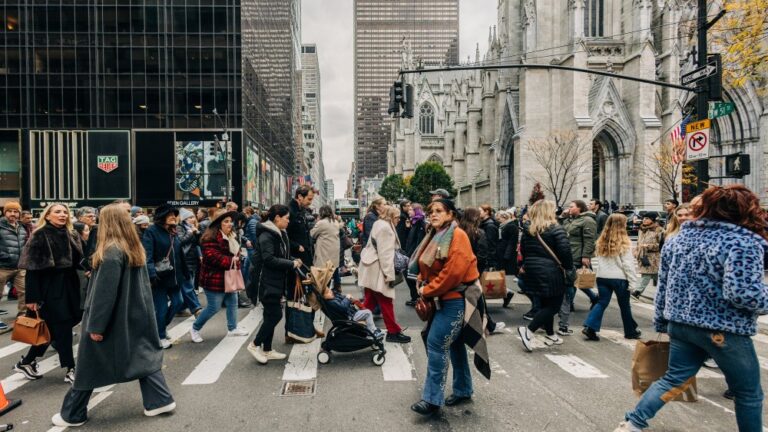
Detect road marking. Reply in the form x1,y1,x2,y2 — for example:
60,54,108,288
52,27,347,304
631,301,655,312
753,333,768,345
381,341,416,381
282,314,325,381
0,342,30,361
45,390,113,432
182,309,263,385
699,396,768,432
544,354,609,378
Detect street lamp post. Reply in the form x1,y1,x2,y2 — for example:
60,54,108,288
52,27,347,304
212,108,231,204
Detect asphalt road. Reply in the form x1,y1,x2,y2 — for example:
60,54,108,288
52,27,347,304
0,276,763,432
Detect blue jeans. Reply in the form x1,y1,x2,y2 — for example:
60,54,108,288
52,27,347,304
626,322,763,431
152,284,184,339
422,299,472,406
180,276,201,313
583,278,638,336
558,286,577,328
193,290,238,332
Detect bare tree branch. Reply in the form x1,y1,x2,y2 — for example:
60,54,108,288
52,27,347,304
643,141,682,201
525,131,592,207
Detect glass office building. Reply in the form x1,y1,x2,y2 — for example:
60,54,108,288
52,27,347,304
0,0,299,210
353,0,459,190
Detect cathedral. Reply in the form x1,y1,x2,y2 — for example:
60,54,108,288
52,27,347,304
388,0,767,209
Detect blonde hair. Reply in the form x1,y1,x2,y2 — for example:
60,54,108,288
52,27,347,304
378,205,401,223
527,200,558,235
596,213,631,257
665,203,690,239
92,204,147,268
367,197,386,214
35,203,74,233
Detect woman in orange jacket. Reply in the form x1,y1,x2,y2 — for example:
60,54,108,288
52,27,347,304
410,199,480,416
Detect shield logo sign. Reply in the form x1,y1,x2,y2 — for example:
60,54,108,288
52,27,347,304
97,155,119,173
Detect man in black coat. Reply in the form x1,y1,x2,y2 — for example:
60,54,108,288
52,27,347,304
589,199,609,236
395,200,411,249
287,186,315,266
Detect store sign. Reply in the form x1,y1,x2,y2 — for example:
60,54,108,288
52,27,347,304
97,155,119,173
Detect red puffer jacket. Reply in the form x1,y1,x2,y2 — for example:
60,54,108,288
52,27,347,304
198,232,240,292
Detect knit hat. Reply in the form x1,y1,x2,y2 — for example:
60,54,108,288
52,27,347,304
643,211,659,222
130,206,143,217
153,204,179,223
3,201,21,214
133,215,150,225
179,208,195,222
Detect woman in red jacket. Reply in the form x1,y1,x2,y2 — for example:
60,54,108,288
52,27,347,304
189,211,249,343
410,199,482,416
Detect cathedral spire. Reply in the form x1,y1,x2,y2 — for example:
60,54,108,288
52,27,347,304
475,43,480,63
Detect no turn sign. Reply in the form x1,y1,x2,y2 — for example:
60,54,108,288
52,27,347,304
685,119,710,161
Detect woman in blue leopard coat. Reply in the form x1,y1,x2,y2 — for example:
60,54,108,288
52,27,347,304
616,185,768,432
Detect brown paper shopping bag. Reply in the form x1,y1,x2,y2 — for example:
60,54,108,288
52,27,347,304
631,340,698,402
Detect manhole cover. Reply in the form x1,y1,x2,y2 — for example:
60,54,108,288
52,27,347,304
280,380,316,396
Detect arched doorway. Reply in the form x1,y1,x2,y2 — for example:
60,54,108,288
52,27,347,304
591,130,621,204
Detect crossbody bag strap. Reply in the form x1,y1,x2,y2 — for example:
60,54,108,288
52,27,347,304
535,233,564,271
165,234,174,259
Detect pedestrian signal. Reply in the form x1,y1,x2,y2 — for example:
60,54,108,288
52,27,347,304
724,154,750,178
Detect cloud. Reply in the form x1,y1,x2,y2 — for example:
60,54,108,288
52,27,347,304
302,0,497,198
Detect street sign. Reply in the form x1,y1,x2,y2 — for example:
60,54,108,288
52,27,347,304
708,101,734,119
681,61,718,86
685,119,710,161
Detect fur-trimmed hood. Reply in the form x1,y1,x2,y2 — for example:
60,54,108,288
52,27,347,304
18,224,83,271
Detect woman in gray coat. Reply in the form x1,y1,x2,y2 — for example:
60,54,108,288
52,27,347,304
52,204,176,428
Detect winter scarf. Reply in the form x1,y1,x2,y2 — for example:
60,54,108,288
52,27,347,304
19,224,82,271
221,229,240,256
407,220,457,277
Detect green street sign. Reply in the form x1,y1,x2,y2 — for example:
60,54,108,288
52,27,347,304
708,101,734,119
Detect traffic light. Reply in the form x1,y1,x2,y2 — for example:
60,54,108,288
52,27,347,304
725,153,750,178
388,85,400,115
402,84,414,118
708,54,722,101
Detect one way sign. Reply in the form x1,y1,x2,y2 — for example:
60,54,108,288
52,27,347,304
681,61,718,86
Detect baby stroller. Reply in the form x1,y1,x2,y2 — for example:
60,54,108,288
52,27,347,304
296,266,386,366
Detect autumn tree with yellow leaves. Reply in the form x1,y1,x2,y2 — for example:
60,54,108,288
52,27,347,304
711,0,768,89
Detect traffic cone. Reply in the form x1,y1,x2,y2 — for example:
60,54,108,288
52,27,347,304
0,382,21,416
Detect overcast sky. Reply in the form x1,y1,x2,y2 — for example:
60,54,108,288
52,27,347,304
301,0,497,199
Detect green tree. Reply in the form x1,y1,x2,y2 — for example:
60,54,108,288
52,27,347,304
406,162,456,205
379,174,406,202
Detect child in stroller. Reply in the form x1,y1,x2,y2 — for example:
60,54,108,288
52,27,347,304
322,289,384,340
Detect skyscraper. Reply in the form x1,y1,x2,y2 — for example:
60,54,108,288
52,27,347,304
353,0,459,192
302,43,326,207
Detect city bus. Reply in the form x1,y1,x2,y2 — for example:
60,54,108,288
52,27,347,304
334,198,360,221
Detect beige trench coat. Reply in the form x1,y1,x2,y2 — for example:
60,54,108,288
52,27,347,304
310,218,341,270
357,220,400,298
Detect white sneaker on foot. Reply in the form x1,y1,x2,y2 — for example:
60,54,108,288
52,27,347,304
160,339,172,349
491,322,506,334
544,334,563,346
227,327,250,337
703,358,718,369
517,326,533,352
247,343,268,364
264,350,287,360
52,413,86,427
189,328,203,343
614,421,641,432
144,402,176,417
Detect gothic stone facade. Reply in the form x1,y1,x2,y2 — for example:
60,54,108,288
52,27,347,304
388,0,767,209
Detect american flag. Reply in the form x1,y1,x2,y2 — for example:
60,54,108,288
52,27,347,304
670,115,690,164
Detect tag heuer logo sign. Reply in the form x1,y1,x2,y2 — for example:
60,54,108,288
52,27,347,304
97,156,119,173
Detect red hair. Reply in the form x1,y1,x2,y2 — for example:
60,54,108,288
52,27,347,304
694,185,768,240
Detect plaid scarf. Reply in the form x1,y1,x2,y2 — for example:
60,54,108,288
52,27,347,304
460,280,491,380
407,221,456,277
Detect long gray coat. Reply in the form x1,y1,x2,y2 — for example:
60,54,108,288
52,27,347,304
73,246,163,391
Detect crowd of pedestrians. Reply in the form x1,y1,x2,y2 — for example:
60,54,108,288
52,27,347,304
0,180,766,431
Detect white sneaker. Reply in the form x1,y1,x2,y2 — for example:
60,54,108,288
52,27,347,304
144,401,176,417
264,350,287,361
160,339,172,349
613,421,641,432
227,327,250,337
247,343,268,364
517,326,533,352
491,322,506,334
703,358,718,369
52,413,86,427
189,328,203,343
544,334,563,346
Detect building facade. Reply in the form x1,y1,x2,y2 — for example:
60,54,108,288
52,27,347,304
0,0,300,211
389,0,767,209
301,43,327,209
353,0,459,195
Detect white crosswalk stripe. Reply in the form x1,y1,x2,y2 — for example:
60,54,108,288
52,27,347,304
182,309,263,385
282,314,324,381
45,390,113,432
381,340,416,381
544,354,609,378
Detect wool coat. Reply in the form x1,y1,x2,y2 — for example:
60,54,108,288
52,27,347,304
198,231,239,292
358,220,399,298
563,212,597,263
287,199,314,266
499,221,520,275
520,224,574,297
635,223,663,274
310,218,341,269
74,246,163,390
479,218,499,269
256,221,295,302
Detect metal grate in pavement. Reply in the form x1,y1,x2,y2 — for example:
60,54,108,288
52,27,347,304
280,380,316,396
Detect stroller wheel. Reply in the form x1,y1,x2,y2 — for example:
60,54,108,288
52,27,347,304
371,352,385,366
317,350,331,365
